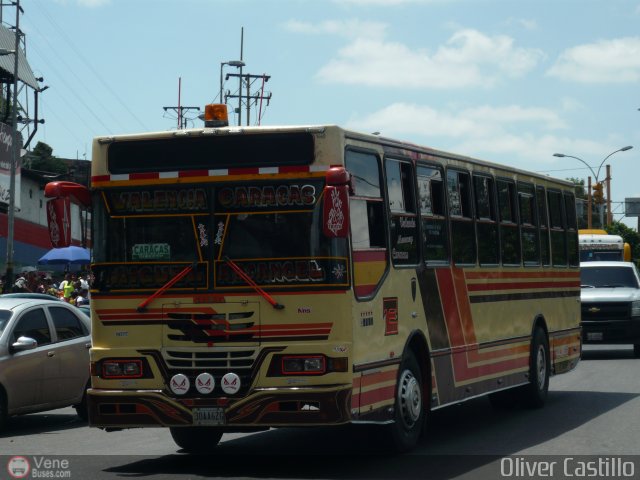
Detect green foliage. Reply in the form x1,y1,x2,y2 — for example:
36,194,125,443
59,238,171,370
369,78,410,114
27,141,67,174
567,177,586,199
606,221,640,261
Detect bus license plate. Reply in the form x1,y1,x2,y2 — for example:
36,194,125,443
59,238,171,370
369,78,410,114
587,332,603,341
193,408,225,426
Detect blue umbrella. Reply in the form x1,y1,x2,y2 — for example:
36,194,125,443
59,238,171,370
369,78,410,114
38,246,91,265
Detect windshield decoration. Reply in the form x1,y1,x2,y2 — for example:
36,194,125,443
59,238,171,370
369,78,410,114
198,223,209,247
217,184,317,211
215,258,349,288
107,188,209,214
214,221,225,246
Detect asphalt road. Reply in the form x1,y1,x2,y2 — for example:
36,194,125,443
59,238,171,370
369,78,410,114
1,345,638,479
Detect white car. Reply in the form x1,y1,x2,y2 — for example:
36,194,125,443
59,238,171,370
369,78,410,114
580,261,640,357
0,297,91,429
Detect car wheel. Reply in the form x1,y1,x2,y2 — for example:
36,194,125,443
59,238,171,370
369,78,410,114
521,327,550,408
169,427,223,453
74,385,89,421
386,351,425,452
0,388,7,431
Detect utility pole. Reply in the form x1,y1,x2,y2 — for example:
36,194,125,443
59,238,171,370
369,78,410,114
3,0,21,292
606,164,612,226
587,176,592,229
163,77,199,129
225,73,272,126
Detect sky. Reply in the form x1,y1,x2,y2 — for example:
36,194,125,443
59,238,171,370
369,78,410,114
17,0,640,228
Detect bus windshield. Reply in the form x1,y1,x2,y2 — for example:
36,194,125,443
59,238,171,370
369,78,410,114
92,182,349,291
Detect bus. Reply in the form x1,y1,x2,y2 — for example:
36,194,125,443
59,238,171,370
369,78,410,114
45,105,581,452
578,229,631,262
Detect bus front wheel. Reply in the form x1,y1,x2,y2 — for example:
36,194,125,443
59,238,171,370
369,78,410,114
387,352,425,452
170,427,223,453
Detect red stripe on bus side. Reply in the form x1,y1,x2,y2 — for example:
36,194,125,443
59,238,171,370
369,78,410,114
467,281,580,292
358,385,396,408
465,271,579,280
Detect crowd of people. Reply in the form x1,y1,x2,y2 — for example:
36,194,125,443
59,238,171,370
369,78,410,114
4,270,91,306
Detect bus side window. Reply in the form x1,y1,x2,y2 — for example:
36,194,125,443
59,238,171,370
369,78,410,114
447,169,476,265
346,150,386,250
518,182,540,266
386,158,418,266
346,149,388,299
564,192,579,266
536,186,551,266
497,179,521,266
417,164,448,264
473,174,498,265
547,190,567,266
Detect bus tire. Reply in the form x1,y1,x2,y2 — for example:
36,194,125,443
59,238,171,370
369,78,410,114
169,427,223,453
387,352,424,452
522,327,550,408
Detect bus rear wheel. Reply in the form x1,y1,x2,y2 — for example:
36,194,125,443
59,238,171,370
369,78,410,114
170,427,223,453
521,327,550,408
387,352,425,452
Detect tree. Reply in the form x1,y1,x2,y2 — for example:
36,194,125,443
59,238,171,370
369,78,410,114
27,141,67,175
567,177,586,199
606,221,640,262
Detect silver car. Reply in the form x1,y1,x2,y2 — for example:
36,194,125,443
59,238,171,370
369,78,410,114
0,297,91,429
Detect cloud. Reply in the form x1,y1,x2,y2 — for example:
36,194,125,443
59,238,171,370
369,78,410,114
346,102,565,140
283,19,387,39
311,27,544,88
345,103,570,166
547,37,640,83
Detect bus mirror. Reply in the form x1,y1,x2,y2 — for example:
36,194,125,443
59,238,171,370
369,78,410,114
44,181,92,208
323,167,351,238
46,197,72,248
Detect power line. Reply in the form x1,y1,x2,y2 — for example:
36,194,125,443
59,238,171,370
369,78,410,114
31,0,149,131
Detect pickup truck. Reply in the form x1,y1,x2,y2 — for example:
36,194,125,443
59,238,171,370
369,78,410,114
580,261,640,357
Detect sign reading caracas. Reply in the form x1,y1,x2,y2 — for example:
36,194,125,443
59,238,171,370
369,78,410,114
132,243,171,261
217,183,317,211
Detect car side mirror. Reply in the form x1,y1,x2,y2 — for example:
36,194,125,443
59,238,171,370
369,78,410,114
10,336,38,353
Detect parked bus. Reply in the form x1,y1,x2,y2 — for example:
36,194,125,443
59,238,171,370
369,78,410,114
45,106,581,452
578,229,631,262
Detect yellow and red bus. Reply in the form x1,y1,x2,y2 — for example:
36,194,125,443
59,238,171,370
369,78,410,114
45,106,581,452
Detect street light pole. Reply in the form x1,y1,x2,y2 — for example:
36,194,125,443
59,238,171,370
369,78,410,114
553,145,633,229
219,60,244,105
3,0,20,292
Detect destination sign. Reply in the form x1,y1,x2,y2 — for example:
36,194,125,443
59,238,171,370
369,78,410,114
216,183,318,211
108,188,209,214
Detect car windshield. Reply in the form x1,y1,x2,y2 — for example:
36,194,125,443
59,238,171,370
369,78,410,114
580,266,640,289
0,309,12,333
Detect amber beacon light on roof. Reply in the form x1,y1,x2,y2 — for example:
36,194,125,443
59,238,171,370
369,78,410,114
204,104,229,127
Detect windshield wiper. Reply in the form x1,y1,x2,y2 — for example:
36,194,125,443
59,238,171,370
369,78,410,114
224,256,284,310
137,264,194,312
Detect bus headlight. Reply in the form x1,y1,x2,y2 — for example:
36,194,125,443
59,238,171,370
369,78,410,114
268,354,348,376
101,359,144,379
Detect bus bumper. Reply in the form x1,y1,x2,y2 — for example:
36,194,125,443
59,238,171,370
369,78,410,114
87,386,352,428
